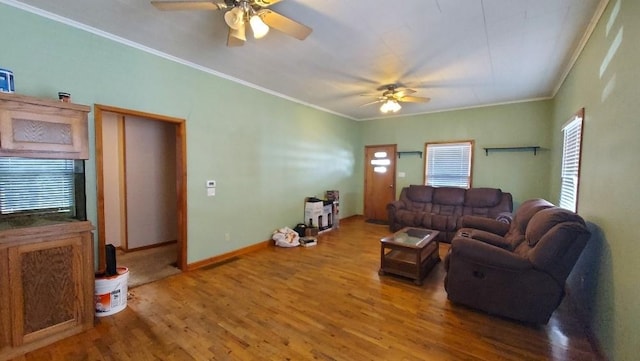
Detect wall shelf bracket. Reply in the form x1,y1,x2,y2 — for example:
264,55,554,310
483,146,541,156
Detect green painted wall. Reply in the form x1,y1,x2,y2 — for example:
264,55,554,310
359,101,553,208
0,4,361,263
550,1,640,360
2,1,638,359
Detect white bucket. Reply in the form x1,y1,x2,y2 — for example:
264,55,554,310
95,267,129,317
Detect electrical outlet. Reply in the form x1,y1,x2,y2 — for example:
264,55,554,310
224,232,230,241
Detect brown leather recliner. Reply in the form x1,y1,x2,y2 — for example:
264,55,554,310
443,200,591,324
452,198,555,250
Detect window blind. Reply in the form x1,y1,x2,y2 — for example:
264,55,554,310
0,157,75,215
425,142,472,188
559,116,583,212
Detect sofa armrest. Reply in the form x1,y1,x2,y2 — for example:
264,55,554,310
387,200,407,212
460,215,510,236
450,237,531,271
457,230,512,250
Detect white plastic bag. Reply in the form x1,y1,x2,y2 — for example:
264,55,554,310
272,227,300,247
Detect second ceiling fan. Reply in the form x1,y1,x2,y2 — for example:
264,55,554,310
361,84,431,114
151,0,312,47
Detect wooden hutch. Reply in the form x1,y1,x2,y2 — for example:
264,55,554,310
0,93,94,361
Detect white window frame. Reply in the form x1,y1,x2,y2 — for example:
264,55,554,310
424,140,474,188
559,109,584,212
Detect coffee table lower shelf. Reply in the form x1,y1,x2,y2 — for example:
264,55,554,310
379,228,440,285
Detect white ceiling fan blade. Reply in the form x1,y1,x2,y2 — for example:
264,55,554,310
151,1,226,11
399,96,431,103
393,88,416,98
360,99,384,107
259,9,312,40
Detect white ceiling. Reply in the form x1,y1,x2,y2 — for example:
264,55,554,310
4,0,606,120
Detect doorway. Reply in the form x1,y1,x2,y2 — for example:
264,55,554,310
364,144,397,223
94,104,187,272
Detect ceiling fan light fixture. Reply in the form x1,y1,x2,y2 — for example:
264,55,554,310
229,23,247,41
380,99,401,113
249,14,270,39
224,7,245,30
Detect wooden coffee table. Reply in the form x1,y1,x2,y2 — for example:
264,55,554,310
379,227,440,285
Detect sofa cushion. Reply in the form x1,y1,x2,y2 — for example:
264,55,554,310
432,204,462,216
433,187,466,205
431,214,458,232
405,200,426,212
463,206,490,217
394,209,420,226
406,185,434,202
465,188,502,207
525,207,585,246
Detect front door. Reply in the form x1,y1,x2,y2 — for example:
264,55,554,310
364,144,397,222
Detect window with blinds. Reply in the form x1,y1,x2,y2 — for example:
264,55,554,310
559,110,584,212
0,157,80,217
424,141,473,188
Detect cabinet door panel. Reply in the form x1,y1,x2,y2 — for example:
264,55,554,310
0,93,90,159
0,110,86,157
8,236,83,346
0,248,10,352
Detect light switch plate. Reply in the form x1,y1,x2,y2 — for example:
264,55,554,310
206,180,216,188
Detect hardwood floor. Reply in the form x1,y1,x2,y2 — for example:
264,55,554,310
16,217,600,361
116,242,181,288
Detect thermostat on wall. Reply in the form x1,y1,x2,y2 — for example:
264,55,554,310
206,180,216,188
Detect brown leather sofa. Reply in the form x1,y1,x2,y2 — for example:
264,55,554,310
387,185,513,242
443,199,591,324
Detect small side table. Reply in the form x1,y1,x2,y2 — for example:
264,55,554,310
379,227,440,285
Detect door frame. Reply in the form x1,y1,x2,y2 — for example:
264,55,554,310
363,144,397,221
94,104,188,271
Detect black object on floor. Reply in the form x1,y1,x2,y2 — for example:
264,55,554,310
366,219,389,225
105,244,117,276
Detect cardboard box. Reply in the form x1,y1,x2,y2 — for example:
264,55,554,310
325,190,339,201
305,227,319,237
304,199,323,227
321,202,333,229
325,191,340,229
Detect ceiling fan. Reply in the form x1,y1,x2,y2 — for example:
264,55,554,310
361,84,431,114
150,0,312,47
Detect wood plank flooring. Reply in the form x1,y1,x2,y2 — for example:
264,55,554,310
15,217,600,361
116,243,181,288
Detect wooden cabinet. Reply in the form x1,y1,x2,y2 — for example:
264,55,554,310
0,93,90,159
0,221,94,361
